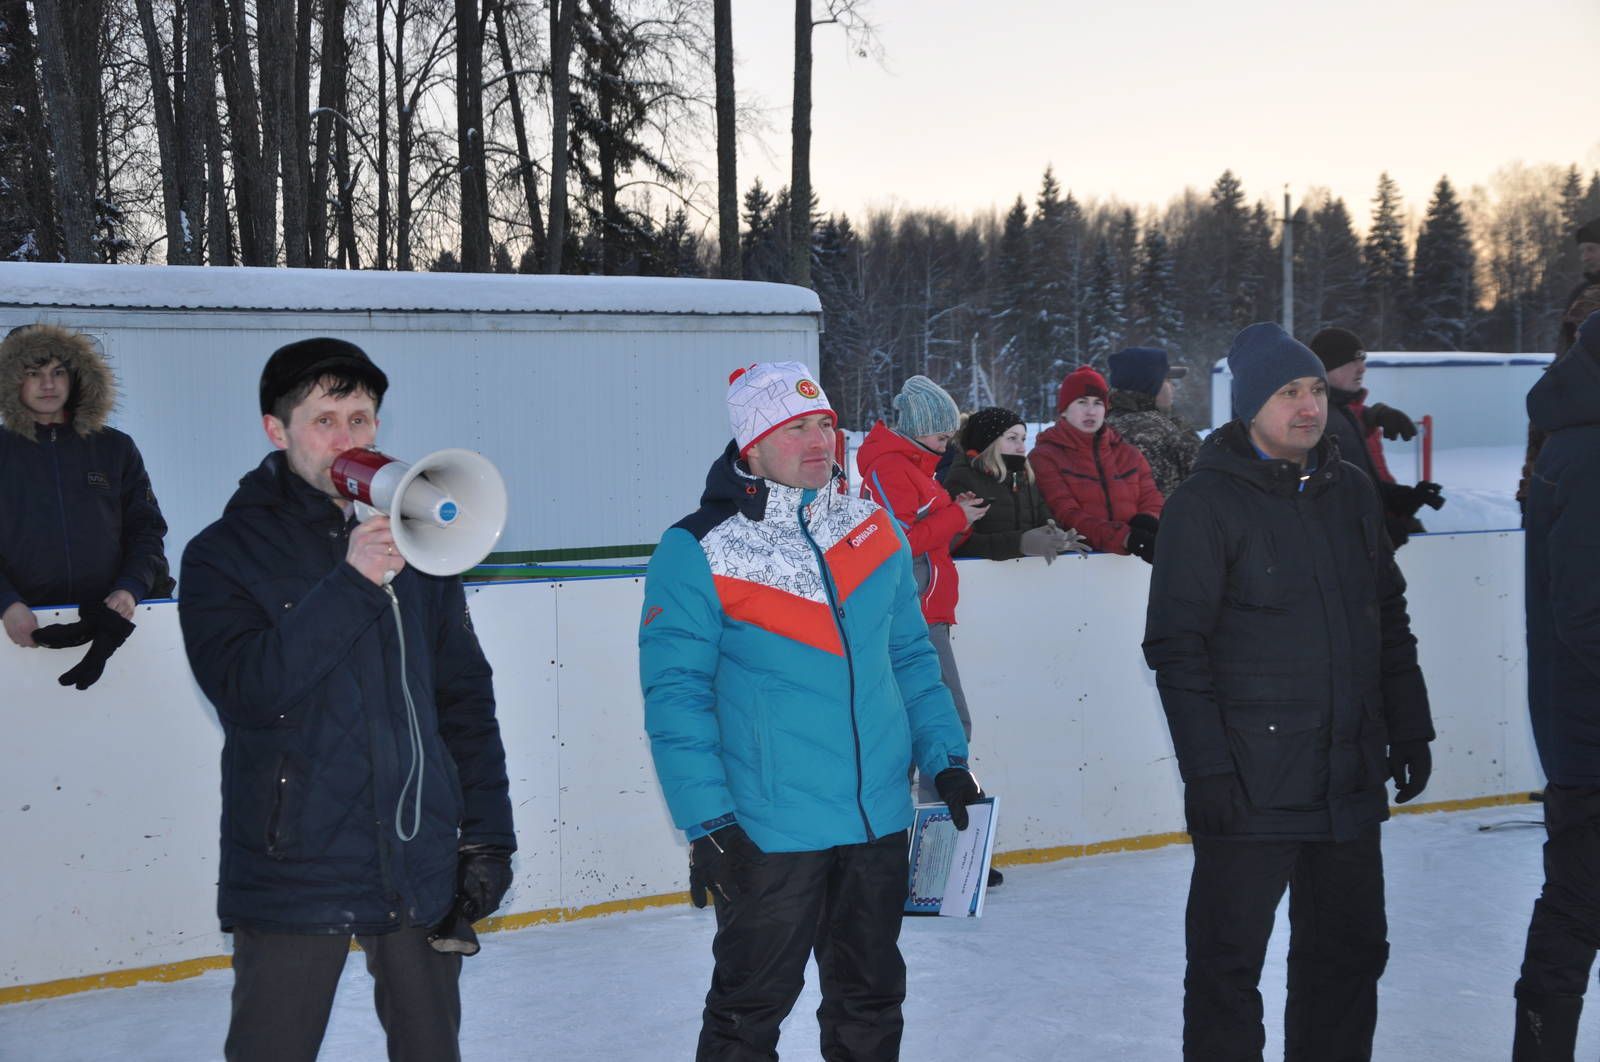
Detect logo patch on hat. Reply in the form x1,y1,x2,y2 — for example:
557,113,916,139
796,379,820,399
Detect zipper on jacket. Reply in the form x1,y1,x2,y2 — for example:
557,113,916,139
1091,433,1115,519
46,425,75,597
800,501,876,843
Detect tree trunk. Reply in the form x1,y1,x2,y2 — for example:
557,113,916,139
285,0,312,265
395,0,412,270
181,0,219,262
788,0,811,287
309,0,350,267
491,0,543,267
33,0,102,261
334,55,360,270
132,0,186,261
713,0,738,279
376,0,390,268
257,0,288,265
455,0,488,271
544,0,575,274
216,0,268,264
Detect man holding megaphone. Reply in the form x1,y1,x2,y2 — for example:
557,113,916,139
178,338,516,1062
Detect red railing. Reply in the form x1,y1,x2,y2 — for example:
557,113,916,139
1420,414,1434,483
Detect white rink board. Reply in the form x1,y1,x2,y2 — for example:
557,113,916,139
0,532,1541,991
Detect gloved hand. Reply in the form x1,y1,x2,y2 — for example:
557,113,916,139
1048,519,1091,559
1184,773,1245,836
53,601,135,690
1412,481,1445,511
1125,513,1160,565
1388,740,1432,804
1019,525,1061,562
456,843,515,922
1388,482,1445,518
934,767,984,830
688,822,760,908
1362,402,1418,441
31,615,97,649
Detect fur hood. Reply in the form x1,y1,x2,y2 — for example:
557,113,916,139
0,324,116,435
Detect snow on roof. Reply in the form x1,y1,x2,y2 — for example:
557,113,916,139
0,262,822,317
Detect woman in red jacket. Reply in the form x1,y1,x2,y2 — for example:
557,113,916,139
1029,366,1165,563
857,375,986,792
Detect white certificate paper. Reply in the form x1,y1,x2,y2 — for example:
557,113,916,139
905,796,1000,917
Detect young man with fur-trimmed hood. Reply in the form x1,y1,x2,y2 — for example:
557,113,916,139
0,324,169,680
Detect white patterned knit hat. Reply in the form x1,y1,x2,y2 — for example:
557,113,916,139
726,361,836,456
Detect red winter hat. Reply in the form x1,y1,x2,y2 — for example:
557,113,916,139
1056,366,1108,415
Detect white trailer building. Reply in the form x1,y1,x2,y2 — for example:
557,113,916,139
0,262,822,575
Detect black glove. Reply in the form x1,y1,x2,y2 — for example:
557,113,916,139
688,823,760,909
1412,481,1445,511
934,767,983,831
1125,513,1160,565
456,843,514,922
53,601,135,690
1387,482,1444,519
1184,773,1245,836
1388,740,1432,804
31,616,96,649
1363,402,1418,441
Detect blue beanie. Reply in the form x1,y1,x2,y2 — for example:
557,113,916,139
1108,346,1170,397
893,375,960,437
1228,322,1325,425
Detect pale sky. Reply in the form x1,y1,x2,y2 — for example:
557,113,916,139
719,0,1600,229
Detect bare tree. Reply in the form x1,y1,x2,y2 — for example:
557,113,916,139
310,0,351,266
455,0,488,269
488,0,544,267
713,0,736,278
790,1,873,288
183,0,223,262
34,0,106,260
132,0,186,260
217,0,271,264
545,0,574,272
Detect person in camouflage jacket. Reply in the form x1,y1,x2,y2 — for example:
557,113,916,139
1105,346,1201,498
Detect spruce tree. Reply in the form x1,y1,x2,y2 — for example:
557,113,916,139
815,214,876,426
1206,170,1249,327
1083,237,1126,366
1408,176,1476,349
1030,167,1081,396
1131,226,1181,350
1295,196,1365,336
1363,172,1411,348
740,179,777,281
993,196,1036,417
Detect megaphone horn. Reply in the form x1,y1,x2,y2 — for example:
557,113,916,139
331,448,507,577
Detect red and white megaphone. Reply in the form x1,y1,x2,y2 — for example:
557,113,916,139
331,448,507,576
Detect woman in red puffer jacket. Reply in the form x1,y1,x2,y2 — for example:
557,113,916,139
1029,366,1165,562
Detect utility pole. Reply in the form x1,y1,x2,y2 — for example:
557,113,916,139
1281,188,1295,336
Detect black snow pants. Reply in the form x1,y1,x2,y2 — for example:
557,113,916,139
1513,785,1600,1060
224,924,463,1062
697,830,910,1062
1184,829,1389,1062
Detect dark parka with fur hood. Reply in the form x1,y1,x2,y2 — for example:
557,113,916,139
0,324,169,613
1142,421,1434,841
179,451,516,933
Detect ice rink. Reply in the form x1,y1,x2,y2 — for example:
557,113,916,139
0,805,1580,1061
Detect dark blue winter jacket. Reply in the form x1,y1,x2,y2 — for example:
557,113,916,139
1524,347,1600,785
179,452,515,934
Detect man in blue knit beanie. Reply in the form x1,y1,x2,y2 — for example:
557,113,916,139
1144,320,1434,1061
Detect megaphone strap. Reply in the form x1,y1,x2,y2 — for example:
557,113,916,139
384,583,426,844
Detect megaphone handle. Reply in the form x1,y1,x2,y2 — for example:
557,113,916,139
354,500,379,523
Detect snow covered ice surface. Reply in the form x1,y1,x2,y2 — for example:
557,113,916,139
2,807,1586,1061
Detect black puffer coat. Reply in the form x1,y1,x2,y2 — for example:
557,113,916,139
1142,421,1433,841
942,450,1052,560
0,325,169,611
179,452,515,934
1524,345,1600,785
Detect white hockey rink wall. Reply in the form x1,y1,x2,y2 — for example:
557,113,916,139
0,530,1540,1000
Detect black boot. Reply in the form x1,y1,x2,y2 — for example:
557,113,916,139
987,866,1004,888
1512,992,1582,1061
